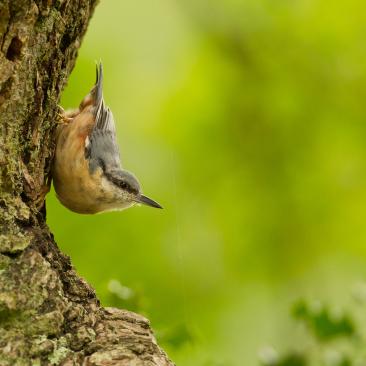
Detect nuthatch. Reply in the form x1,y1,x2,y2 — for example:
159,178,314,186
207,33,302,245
53,63,162,214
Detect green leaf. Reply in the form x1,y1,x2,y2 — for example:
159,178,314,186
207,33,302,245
292,300,355,341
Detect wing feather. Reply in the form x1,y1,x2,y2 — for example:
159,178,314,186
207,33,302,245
85,63,122,173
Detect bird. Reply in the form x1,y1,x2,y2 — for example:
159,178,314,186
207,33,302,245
52,63,162,214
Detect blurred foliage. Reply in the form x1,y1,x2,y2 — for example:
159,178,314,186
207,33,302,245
259,351,307,366
292,300,355,341
260,287,366,366
105,279,145,313
157,323,195,349
47,0,366,365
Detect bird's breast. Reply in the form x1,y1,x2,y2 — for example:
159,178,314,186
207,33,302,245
53,112,104,214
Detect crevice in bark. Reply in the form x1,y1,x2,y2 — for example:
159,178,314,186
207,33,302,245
6,36,22,61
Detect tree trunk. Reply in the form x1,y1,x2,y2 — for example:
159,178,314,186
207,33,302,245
0,1,174,365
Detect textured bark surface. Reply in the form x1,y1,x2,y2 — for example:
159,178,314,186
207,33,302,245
0,1,173,365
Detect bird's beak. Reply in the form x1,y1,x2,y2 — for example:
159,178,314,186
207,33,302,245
136,194,163,209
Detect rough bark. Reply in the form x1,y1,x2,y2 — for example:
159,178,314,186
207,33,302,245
0,1,174,365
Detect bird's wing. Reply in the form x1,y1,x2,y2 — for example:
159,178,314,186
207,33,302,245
85,63,122,173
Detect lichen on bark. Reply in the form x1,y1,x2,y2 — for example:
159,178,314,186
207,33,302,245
0,1,173,365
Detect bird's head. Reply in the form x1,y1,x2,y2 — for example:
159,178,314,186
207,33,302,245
103,169,162,210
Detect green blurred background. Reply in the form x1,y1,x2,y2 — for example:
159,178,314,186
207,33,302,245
47,1,366,364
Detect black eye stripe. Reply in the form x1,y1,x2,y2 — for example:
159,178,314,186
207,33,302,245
117,180,138,194
104,171,139,194
119,181,127,189
98,158,106,172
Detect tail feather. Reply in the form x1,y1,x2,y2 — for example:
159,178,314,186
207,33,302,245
94,62,103,109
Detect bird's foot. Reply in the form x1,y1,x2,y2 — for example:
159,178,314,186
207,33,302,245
56,106,79,124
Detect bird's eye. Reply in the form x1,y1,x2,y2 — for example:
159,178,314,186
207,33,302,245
120,181,127,189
